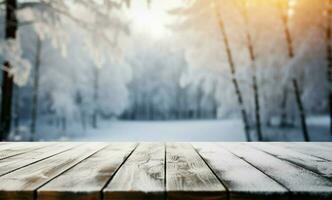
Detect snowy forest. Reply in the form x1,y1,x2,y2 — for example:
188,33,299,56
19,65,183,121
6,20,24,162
0,0,331,141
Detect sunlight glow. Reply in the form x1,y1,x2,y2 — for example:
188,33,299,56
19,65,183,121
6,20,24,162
131,7,167,38
127,1,180,39
287,0,298,17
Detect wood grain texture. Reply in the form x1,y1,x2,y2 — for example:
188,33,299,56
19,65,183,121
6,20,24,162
37,143,136,200
248,143,332,180
103,143,165,200
0,143,29,150
0,142,50,160
0,142,331,200
0,143,107,200
0,143,77,177
0,142,11,146
275,142,332,161
319,143,332,148
220,143,332,200
166,143,226,200
298,142,332,150
193,143,287,200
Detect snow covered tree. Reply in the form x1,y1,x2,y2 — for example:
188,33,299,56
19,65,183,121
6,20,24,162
170,0,329,140
170,0,253,140
235,0,262,140
0,0,130,140
277,0,309,141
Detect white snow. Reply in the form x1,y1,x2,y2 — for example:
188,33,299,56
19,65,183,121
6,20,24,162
221,143,332,192
77,119,246,142
22,119,245,141
11,116,332,142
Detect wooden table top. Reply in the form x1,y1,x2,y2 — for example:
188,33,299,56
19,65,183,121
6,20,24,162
0,142,331,200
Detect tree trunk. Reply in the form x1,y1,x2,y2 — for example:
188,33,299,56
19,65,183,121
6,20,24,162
175,87,181,119
13,85,20,135
81,110,87,131
92,111,98,129
280,88,289,127
329,93,332,136
0,0,17,141
293,79,309,141
195,89,202,119
326,0,332,136
241,3,262,140
146,100,151,120
214,1,251,141
210,85,218,119
30,37,42,141
56,115,60,129
279,0,309,139
253,75,262,140
92,67,99,129
61,116,66,133
328,49,332,136
1,63,14,140
132,93,138,120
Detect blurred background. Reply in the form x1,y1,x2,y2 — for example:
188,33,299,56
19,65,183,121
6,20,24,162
0,0,331,142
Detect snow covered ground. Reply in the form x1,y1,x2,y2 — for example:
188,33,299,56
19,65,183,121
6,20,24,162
263,116,332,141
79,119,246,141
12,115,332,142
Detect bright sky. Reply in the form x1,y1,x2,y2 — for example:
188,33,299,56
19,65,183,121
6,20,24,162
127,0,183,39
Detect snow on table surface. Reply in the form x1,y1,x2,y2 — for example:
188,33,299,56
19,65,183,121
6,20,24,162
0,142,331,200
220,143,332,196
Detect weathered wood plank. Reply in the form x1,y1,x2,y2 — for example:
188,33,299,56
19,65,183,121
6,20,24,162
0,142,11,146
320,143,332,147
193,143,287,200
296,142,332,149
103,143,165,200
0,142,50,160
0,142,27,150
0,142,331,200
291,143,332,154
0,142,48,151
248,143,332,180
37,143,136,200
220,143,332,200
0,142,107,200
275,142,332,161
0,143,77,177
166,143,226,200
307,142,332,149
0,144,16,153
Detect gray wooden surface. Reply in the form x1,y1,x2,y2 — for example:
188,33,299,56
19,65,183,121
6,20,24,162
104,143,164,200
166,143,226,200
0,142,331,200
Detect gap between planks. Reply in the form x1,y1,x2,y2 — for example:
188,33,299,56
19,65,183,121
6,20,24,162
0,142,331,200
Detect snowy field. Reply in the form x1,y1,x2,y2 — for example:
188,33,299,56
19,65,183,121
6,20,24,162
263,116,332,141
12,116,332,142
79,119,246,141
76,116,332,142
